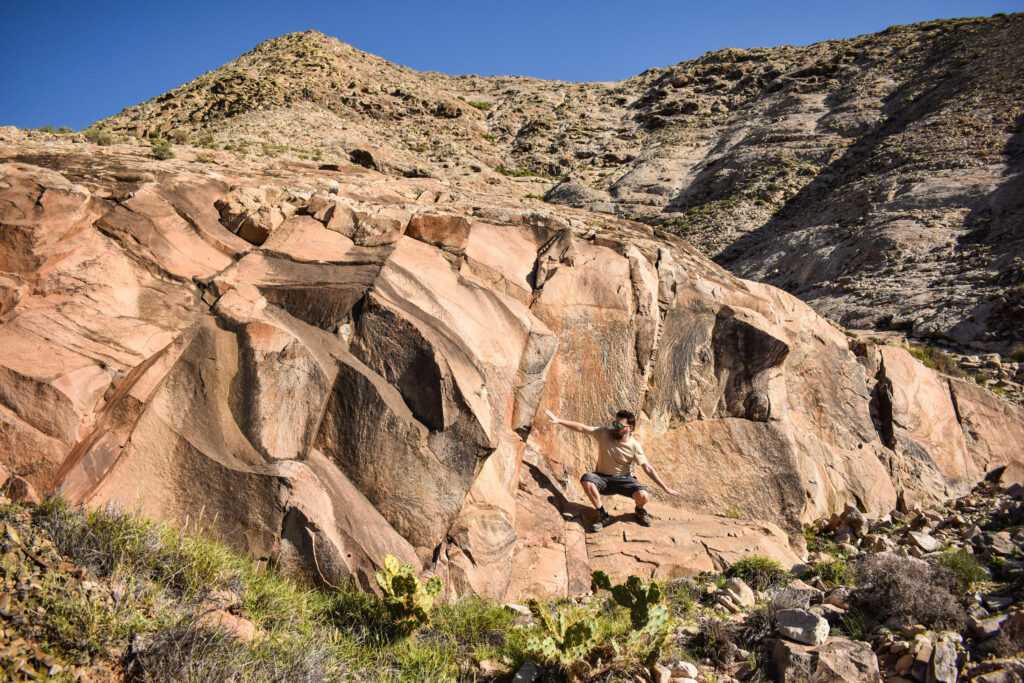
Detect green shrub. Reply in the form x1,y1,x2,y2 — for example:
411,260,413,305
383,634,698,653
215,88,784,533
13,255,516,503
727,556,791,591
168,129,190,144
1009,344,1024,363
804,526,849,559
803,560,855,587
24,497,337,679
834,610,869,640
466,100,491,111
35,125,57,133
908,345,964,377
432,595,516,644
662,578,700,616
81,128,116,145
497,165,542,178
688,616,736,667
851,554,965,630
150,138,174,159
737,603,775,647
935,549,988,591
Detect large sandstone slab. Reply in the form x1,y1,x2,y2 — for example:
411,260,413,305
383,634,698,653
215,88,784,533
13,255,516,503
950,377,1024,473
877,346,978,499
2,151,1022,601
95,185,233,280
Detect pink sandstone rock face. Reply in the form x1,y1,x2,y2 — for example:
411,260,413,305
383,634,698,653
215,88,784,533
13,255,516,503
2,149,1023,600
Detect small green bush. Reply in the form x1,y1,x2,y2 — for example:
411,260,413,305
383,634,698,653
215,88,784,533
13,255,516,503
908,345,964,377
84,128,118,145
150,138,174,160
661,578,700,619
803,560,855,587
35,125,57,133
497,165,542,178
688,616,736,667
804,526,849,559
935,549,988,591
851,554,965,630
834,610,869,640
727,556,791,591
1009,344,1024,363
466,100,491,111
736,603,774,647
432,595,516,643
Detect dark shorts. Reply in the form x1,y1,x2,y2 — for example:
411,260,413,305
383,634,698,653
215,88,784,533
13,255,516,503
581,472,646,497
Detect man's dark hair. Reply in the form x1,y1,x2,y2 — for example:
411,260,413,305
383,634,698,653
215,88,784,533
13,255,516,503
615,410,636,427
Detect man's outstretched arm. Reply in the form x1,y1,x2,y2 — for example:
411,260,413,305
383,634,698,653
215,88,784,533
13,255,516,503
545,409,598,434
640,462,680,497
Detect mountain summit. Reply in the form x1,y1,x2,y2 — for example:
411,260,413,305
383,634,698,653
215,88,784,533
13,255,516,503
96,16,1024,350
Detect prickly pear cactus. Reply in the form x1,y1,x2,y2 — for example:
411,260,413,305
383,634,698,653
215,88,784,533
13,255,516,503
374,554,442,635
591,570,670,634
524,599,599,668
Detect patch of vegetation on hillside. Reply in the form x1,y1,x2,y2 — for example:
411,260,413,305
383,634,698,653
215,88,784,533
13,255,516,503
1,496,781,682
496,165,563,180
907,344,966,377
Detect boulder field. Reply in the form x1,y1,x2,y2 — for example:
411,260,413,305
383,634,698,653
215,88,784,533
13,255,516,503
1,144,1022,600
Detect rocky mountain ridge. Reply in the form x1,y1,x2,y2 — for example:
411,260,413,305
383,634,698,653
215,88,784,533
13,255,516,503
92,13,1024,351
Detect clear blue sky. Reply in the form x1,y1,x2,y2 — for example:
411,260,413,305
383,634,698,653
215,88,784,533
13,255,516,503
2,0,1020,131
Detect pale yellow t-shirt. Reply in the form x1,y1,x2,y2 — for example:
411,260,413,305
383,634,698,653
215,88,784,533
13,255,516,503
592,427,647,477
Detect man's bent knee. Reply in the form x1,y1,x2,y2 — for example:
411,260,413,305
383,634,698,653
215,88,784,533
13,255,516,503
633,489,650,505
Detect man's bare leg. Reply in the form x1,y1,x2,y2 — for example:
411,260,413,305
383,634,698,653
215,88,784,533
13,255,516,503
632,489,653,526
580,479,611,531
582,480,603,510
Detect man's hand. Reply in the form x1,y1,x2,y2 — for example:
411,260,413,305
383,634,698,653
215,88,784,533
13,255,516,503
544,411,596,434
641,463,680,497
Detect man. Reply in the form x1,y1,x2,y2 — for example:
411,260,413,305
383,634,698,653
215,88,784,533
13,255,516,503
545,408,680,531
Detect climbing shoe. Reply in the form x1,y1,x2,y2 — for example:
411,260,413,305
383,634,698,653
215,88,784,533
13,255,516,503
591,510,611,532
635,507,652,527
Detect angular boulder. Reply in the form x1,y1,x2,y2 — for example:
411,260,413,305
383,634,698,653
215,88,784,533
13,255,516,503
774,637,880,683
